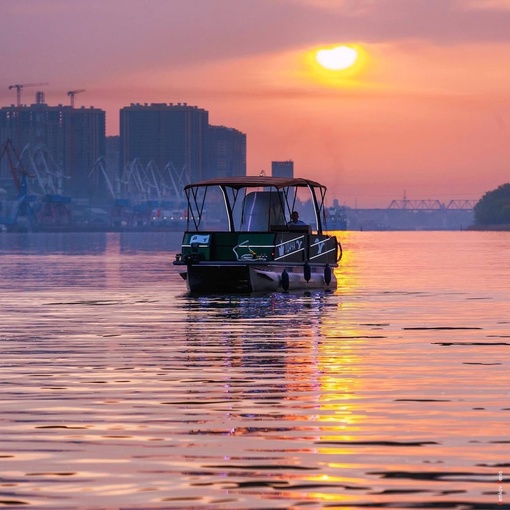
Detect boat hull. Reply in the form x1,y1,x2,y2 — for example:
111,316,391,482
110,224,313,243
181,262,336,293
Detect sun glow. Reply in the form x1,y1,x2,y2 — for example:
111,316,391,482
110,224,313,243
316,45,358,71
304,44,366,86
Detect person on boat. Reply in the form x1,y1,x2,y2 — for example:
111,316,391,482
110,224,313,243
288,211,306,226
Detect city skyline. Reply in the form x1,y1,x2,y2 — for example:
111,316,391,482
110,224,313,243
2,0,510,207
0,100,247,205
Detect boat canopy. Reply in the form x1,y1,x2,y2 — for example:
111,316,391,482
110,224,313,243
184,176,327,192
183,176,329,233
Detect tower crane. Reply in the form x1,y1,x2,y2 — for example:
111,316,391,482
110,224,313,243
8,82,49,107
67,89,86,108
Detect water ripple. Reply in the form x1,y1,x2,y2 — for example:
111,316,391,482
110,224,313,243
0,232,508,508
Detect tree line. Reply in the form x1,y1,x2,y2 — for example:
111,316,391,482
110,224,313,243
474,183,510,227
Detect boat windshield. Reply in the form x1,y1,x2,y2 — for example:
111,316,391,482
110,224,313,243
240,191,286,231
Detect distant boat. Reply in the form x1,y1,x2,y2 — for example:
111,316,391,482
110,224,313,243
325,203,348,230
148,208,187,231
173,176,342,293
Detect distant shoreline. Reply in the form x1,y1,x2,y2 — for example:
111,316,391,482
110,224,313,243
467,224,510,231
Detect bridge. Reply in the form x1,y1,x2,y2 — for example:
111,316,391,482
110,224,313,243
387,192,476,211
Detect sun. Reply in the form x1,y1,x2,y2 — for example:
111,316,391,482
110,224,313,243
315,45,358,71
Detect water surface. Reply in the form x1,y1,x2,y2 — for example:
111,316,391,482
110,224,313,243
0,231,508,509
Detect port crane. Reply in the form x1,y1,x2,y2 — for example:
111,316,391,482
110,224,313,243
0,139,32,197
0,139,38,230
67,89,86,107
8,82,49,107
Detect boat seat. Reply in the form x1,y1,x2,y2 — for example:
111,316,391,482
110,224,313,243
288,224,311,234
271,224,289,232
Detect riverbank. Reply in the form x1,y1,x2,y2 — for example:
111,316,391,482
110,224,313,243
467,223,510,231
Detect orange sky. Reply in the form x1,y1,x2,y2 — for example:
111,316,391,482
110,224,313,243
2,0,510,207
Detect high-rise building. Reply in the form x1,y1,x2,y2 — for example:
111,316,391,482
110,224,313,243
119,103,209,185
0,93,106,199
65,107,106,199
207,125,246,179
272,160,294,178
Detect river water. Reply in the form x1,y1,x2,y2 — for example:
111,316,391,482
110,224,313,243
0,231,508,509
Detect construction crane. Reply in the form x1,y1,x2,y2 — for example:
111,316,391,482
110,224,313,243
67,89,86,108
8,82,49,107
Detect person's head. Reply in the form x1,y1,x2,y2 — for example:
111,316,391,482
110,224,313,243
291,211,299,222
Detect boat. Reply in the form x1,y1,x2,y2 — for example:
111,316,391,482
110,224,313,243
173,176,342,293
325,200,348,231
148,208,187,231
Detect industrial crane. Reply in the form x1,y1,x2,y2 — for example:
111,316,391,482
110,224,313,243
67,89,86,107
0,139,33,198
8,82,49,107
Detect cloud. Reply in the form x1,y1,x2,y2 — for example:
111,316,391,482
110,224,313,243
5,0,510,81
